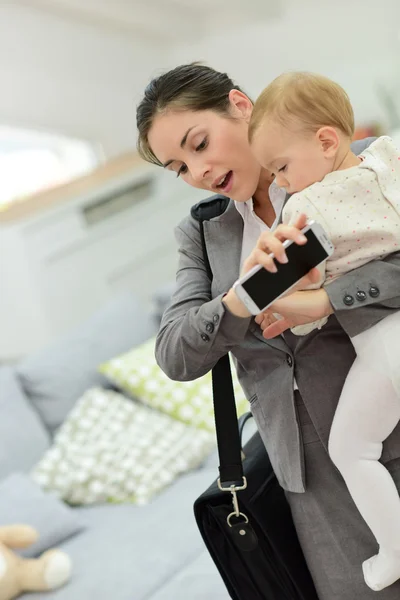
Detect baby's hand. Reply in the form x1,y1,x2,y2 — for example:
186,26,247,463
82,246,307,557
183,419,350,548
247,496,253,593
260,289,334,339
254,310,278,332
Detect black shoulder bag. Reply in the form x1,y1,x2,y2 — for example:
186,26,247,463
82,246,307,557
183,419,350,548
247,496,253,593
192,197,319,600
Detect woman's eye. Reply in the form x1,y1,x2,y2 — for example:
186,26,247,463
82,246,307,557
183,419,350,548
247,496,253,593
196,137,208,152
278,165,287,173
177,164,188,177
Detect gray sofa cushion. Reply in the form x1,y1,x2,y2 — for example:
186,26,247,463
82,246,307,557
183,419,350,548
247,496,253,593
0,366,49,479
21,466,218,600
0,473,84,558
17,292,156,434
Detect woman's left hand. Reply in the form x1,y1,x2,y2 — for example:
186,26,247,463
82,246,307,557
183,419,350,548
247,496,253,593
255,288,334,339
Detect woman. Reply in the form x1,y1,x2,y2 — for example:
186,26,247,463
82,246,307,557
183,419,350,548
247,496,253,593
136,63,400,599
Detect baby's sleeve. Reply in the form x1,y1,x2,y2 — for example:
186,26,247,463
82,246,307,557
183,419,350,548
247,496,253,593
282,189,324,226
282,189,329,337
282,188,333,237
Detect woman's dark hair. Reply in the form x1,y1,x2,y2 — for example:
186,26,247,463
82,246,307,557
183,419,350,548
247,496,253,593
136,62,245,165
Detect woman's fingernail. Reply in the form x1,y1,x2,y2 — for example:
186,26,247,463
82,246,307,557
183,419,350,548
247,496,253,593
281,254,288,263
299,235,307,242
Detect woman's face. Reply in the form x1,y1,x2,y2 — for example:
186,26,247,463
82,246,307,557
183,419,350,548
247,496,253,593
147,91,263,202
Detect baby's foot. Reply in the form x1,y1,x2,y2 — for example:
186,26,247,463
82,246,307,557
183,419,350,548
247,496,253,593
362,550,400,591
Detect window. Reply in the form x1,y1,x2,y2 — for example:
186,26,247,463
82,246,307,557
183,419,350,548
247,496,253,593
0,126,101,208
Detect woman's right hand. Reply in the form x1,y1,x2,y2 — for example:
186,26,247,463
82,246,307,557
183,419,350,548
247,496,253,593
223,214,319,318
241,213,309,276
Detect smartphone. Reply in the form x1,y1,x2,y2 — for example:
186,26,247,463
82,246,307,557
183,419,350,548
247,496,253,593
233,220,334,315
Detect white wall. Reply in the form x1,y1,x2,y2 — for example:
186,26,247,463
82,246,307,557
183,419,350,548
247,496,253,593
0,3,169,158
0,3,205,359
170,0,400,130
2,1,399,160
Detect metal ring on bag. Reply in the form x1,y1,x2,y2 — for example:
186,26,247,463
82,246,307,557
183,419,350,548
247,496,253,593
227,511,249,528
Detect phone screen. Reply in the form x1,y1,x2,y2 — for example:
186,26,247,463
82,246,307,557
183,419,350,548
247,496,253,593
241,228,329,310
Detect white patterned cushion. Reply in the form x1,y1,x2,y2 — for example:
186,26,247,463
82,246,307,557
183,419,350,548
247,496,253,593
31,387,215,506
99,337,248,432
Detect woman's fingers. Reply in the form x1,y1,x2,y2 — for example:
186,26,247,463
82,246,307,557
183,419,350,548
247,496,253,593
255,310,285,338
256,220,308,261
269,223,308,246
256,234,288,265
254,313,264,325
255,311,278,330
242,248,278,274
291,213,308,232
263,317,291,338
241,213,310,276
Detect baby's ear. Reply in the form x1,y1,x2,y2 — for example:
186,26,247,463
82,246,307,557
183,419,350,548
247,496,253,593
316,126,339,157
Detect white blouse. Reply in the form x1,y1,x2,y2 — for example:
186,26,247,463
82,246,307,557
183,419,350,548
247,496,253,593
234,182,299,390
234,182,286,268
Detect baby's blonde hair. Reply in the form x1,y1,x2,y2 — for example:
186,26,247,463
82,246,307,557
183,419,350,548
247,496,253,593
249,71,355,141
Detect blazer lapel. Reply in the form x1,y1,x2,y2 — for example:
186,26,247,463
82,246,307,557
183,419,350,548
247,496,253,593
203,200,289,354
203,201,242,296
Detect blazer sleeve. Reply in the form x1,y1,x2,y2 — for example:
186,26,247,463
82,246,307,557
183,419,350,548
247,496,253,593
155,213,250,381
326,136,400,337
326,251,400,337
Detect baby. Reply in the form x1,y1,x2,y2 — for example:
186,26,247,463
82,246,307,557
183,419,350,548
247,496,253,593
249,71,400,592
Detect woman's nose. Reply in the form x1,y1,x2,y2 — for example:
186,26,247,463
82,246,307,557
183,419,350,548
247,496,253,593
191,162,210,184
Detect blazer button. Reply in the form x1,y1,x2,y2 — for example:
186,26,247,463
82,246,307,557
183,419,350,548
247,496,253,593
356,291,367,302
343,294,354,306
213,315,220,324
286,354,293,367
201,333,210,342
206,322,214,333
369,286,380,298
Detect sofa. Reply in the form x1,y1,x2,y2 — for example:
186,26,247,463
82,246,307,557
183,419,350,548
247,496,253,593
0,289,232,599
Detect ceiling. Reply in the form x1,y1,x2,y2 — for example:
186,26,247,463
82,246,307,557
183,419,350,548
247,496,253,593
14,0,283,42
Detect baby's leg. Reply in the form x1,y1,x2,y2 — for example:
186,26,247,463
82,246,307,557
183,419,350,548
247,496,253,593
328,326,400,591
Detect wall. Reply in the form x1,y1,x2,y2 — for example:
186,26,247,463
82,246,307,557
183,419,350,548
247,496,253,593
2,1,399,160
170,0,400,129
0,3,168,158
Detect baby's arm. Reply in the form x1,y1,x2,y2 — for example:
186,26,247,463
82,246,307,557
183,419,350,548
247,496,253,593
283,188,332,234
282,189,331,290
282,190,330,335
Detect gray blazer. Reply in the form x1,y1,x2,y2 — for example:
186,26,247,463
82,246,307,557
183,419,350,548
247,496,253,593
156,138,400,493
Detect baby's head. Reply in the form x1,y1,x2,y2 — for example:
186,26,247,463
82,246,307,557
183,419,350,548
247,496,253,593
249,72,355,194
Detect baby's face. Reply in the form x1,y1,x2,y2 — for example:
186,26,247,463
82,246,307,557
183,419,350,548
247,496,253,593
250,119,332,194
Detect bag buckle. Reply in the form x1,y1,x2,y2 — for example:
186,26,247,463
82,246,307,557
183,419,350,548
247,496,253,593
217,476,247,495
217,477,249,526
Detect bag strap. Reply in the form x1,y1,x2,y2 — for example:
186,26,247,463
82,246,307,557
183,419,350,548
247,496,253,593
191,197,245,487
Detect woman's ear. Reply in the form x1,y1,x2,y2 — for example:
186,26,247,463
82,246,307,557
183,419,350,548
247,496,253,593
228,89,253,122
316,126,340,157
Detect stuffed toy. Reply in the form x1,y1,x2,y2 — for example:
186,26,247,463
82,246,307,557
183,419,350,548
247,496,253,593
0,524,71,600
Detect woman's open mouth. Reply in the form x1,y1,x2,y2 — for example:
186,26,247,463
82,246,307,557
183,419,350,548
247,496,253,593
216,170,233,194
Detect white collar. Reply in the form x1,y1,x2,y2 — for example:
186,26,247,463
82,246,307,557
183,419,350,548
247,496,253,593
234,180,286,221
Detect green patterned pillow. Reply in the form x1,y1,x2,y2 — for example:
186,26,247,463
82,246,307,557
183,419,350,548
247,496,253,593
99,337,248,432
31,387,215,506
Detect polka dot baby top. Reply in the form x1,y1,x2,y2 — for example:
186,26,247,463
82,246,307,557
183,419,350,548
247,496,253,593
283,136,400,282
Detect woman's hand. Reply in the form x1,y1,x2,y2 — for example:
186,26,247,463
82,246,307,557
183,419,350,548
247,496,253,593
255,288,334,338
241,213,309,276
224,213,323,318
